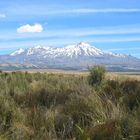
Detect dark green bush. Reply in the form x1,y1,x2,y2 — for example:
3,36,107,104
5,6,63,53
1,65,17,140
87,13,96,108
121,80,140,110
102,80,122,102
88,66,106,87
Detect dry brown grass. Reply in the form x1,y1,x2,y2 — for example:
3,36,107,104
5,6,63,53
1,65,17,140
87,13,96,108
0,69,140,139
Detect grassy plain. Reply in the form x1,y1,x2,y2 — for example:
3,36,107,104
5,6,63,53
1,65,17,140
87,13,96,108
0,69,140,139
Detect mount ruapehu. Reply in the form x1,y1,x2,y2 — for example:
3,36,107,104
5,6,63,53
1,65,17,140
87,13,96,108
0,42,140,71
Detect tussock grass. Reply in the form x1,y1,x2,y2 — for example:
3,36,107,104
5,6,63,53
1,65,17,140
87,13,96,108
0,69,140,140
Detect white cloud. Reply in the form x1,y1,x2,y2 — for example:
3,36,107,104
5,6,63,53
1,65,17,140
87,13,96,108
17,23,43,33
0,14,6,18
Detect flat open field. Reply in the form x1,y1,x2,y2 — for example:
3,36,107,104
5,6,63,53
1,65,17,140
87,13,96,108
5,69,140,81
107,72,140,81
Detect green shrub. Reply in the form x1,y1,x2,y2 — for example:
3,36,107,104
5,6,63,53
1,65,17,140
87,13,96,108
102,80,122,102
88,66,106,87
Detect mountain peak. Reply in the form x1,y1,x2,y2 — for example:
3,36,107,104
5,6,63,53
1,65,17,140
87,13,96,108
10,48,25,56
78,42,89,46
66,42,93,49
63,42,104,57
33,45,50,50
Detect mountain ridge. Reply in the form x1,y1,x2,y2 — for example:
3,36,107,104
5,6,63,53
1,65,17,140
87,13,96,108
9,42,129,58
0,42,140,71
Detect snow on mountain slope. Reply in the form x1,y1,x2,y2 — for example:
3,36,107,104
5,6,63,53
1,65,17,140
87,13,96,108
27,45,50,55
10,42,126,58
10,48,25,56
59,42,104,57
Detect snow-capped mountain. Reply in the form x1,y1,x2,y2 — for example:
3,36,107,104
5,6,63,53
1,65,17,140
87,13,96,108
0,42,140,71
10,42,104,57
9,42,127,58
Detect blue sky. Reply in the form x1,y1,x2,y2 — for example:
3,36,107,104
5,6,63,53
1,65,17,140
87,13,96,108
0,0,140,57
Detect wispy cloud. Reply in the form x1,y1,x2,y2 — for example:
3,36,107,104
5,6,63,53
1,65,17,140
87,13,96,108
88,37,140,43
17,23,43,33
106,47,140,51
0,14,6,18
55,8,140,14
5,6,140,16
47,25,140,36
1,34,140,44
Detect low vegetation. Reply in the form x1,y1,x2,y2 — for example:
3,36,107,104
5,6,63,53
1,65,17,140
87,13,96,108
0,67,140,140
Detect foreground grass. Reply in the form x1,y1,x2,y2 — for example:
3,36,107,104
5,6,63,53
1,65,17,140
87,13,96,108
0,70,140,140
